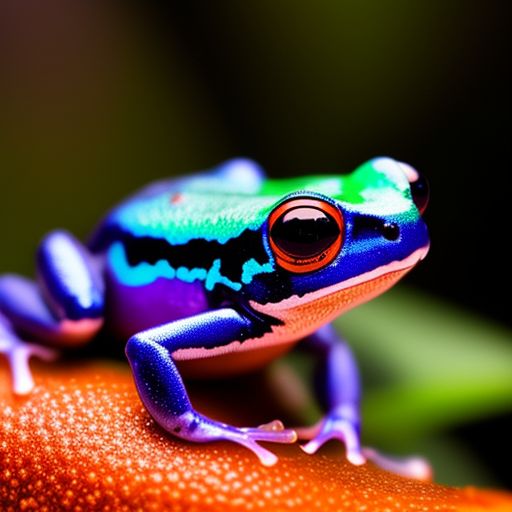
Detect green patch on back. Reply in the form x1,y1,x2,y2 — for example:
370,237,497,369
115,193,277,245
260,160,410,205
260,175,355,201
113,159,413,246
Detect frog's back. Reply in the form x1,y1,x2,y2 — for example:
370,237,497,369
89,159,273,250
89,158,356,251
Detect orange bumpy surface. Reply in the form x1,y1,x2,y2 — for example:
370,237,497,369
0,360,511,512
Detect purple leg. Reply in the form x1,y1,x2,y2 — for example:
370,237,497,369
126,309,297,466
297,324,365,464
298,324,431,480
0,231,104,394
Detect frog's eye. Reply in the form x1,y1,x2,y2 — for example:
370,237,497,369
398,162,429,215
268,198,344,273
410,173,429,215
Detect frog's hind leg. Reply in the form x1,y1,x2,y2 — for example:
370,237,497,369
296,324,432,481
0,230,105,394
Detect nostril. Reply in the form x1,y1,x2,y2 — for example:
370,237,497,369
381,222,400,241
352,217,400,241
351,217,378,238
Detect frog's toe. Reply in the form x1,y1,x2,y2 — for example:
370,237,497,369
196,423,286,467
254,419,286,431
221,421,297,466
23,342,59,362
299,414,366,465
231,436,281,467
362,447,432,481
0,335,58,395
241,420,297,444
301,429,365,465
168,412,292,466
215,421,296,466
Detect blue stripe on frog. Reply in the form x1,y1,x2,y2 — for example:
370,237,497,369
109,243,274,291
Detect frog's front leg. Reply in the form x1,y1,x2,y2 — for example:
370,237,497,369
125,309,297,466
298,324,431,480
0,230,104,394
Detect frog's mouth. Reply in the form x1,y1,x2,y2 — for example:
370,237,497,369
250,244,430,316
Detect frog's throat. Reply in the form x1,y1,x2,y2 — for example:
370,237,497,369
172,244,429,377
250,244,429,318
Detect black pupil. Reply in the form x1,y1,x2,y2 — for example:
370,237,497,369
271,206,340,258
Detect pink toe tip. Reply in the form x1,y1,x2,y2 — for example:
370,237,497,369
260,452,278,467
258,419,285,432
13,380,34,396
406,459,433,481
347,452,366,466
301,442,318,455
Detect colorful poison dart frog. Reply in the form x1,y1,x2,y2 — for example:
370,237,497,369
0,157,430,478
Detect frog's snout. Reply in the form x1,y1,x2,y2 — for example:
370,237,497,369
397,162,430,215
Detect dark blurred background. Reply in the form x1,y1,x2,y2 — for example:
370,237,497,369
0,0,510,487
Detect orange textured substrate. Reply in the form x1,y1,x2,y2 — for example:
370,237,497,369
0,360,511,512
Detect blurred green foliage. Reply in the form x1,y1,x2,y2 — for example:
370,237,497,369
341,288,512,485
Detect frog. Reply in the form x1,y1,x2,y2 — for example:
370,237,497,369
0,157,430,478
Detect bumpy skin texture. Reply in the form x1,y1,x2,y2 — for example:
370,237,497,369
0,157,430,474
1,361,511,512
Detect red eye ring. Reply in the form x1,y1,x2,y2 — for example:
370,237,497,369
268,198,344,273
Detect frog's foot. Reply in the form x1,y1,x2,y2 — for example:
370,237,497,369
0,321,58,395
296,407,432,481
297,406,366,465
362,447,432,481
171,412,297,466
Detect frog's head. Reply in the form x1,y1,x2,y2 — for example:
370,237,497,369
249,157,430,334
